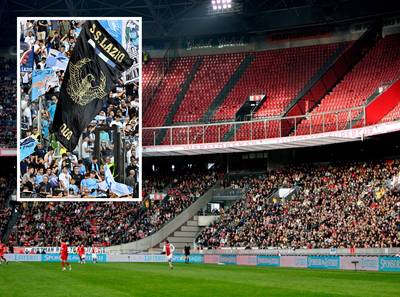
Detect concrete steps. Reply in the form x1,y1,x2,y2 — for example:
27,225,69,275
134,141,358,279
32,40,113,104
167,236,193,243
181,226,201,232
186,220,198,226
173,231,198,237
158,215,201,249
168,242,187,249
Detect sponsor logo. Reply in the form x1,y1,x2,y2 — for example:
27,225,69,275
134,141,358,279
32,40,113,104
379,257,400,271
257,256,280,266
307,256,340,269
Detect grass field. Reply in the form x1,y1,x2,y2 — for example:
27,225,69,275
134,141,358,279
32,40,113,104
0,262,399,297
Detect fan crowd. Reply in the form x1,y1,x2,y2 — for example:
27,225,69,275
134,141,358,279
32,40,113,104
7,172,216,246
19,20,139,198
197,160,400,249
0,58,16,147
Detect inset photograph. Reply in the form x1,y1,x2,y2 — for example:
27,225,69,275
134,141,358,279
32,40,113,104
18,18,141,200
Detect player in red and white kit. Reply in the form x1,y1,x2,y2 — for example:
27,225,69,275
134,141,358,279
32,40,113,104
91,246,98,264
0,241,7,264
163,240,175,270
60,240,72,271
77,244,86,264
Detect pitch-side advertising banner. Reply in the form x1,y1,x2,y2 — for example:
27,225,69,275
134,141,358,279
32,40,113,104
6,252,400,271
307,256,340,269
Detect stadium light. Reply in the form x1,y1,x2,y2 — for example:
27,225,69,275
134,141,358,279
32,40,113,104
209,0,239,14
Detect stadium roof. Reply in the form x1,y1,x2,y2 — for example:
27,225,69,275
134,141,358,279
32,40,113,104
1,0,400,45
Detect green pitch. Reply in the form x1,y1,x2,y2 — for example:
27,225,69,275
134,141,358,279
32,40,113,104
0,262,399,297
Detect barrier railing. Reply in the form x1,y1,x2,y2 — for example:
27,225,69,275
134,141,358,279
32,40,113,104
143,106,366,146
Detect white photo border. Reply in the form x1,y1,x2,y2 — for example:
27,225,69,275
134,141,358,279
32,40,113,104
17,16,143,202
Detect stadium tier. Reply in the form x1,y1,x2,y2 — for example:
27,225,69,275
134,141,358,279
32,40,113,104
0,208,11,240
142,58,163,92
173,53,245,123
143,57,197,127
214,44,340,121
380,100,400,123
142,33,400,146
0,173,16,242
295,34,400,135
0,58,16,148
6,172,217,247
196,160,400,249
2,157,400,250
142,58,164,110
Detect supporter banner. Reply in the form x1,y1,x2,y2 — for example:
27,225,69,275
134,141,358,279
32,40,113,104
307,256,340,269
20,48,34,72
99,20,123,45
46,49,69,70
51,20,133,151
379,257,400,272
257,255,280,267
20,137,38,160
123,20,139,83
340,256,379,271
31,69,57,101
280,256,308,268
236,255,257,266
104,165,133,196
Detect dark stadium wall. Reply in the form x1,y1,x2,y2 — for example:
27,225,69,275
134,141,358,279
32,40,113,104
144,27,361,58
144,16,400,58
142,131,400,175
0,47,16,59
0,157,16,176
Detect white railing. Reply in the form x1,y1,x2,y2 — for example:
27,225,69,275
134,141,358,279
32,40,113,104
143,106,366,146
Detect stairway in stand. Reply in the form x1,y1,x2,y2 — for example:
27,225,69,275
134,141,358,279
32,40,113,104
158,215,200,249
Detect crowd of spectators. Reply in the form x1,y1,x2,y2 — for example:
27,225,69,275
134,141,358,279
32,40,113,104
196,160,400,249
0,175,17,238
0,58,16,147
19,20,139,198
9,172,217,246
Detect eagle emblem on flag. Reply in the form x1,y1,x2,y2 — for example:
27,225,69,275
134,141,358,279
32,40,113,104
66,57,107,106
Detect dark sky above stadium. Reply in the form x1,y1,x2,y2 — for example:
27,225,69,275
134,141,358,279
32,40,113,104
1,0,399,46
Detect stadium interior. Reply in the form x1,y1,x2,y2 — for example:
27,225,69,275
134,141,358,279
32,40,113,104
0,0,400,269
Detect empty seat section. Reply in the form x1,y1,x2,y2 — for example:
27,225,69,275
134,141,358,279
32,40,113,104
142,58,163,92
173,53,245,123
380,102,400,123
296,34,400,135
143,57,197,128
213,43,340,122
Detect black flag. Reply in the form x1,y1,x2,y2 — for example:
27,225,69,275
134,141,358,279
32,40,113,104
51,20,133,151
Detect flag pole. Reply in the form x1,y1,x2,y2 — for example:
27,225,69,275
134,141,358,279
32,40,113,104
38,95,42,142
